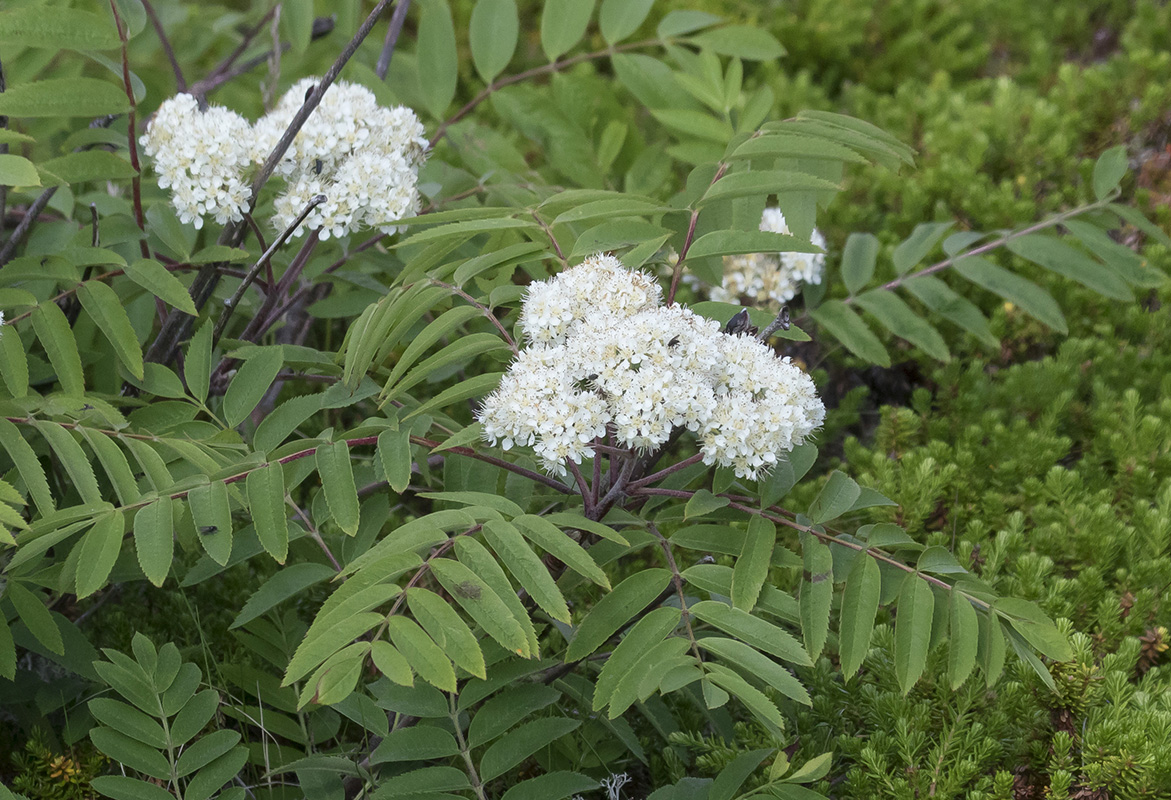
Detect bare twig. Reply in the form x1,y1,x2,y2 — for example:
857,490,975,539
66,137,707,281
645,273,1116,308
375,0,412,80
0,52,8,240
213,194,326,343
141,0,186,91
108,0,150,260
668,162,729,305
289,497,342,571
429,278,519,355
0,186,57,266
430,39,660,149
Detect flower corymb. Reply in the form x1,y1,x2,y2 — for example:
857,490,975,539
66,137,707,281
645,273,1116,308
140,79,427,239
254,78,428,240
478,254,825,479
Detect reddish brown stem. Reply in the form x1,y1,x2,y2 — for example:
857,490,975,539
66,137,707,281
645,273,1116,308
108,0,150,260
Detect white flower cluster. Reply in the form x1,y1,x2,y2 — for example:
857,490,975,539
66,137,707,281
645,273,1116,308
478,254,825,479
138,93,253,229
140,79,428,239
708,207,827,307
254,78,428,240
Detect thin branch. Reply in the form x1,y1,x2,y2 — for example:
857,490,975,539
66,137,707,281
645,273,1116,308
628,452,704,490
234,228,321,345
0,186,57,266
213,195,326,343
450,693,489,800
141,0,186,91
375,0,412,80
430,278,518,355
650,523,705,664
843,198,1116,304
566,458,593,516
531,210,565,264
108,0,150,259
429,39,662,149
289,497,342,571
242,212,269,255
187,7,278,99
668,162,729,305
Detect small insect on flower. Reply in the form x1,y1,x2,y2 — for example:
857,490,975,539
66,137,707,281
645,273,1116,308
454,581,481,600
724,308,757,336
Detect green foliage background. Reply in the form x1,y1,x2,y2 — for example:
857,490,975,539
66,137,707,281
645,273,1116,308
0,0,1169,798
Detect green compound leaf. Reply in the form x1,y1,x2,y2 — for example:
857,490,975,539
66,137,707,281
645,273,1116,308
840,232,879,296
417,0,458,118
854,289,950,362
431,558,531,657
593,607,680,711
123,259,198,315
948,590,979,689
479,717,581,782
807,470,861,524
187,481,232,566
513,514,610,590
7,581,64,655
482,519,572,625
953,255,1067,333
0,7,122,50
599,0,653,44
799,535,833,660
0,153,40,186
31,300,85,395
184,320,213,405
893,221,953,275
1092,145,1127,200
500,772,599,800
40,151,137,183
386,616,457,692
377,427,413,493
690,600,811,666
406,587,487,680
732,516,774,611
